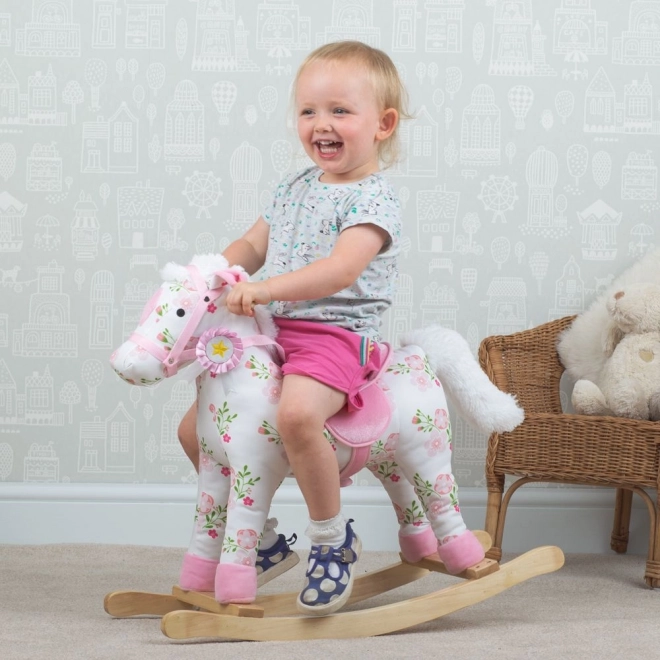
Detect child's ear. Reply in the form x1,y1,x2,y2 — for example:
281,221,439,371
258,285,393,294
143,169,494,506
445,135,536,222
376,108,398,141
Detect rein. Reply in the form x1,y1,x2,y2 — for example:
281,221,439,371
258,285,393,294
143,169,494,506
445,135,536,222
129,265,283,376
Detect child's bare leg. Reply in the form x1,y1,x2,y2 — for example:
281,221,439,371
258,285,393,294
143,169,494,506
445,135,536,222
277,374,361,616
178,402,199,472
276,374,344,520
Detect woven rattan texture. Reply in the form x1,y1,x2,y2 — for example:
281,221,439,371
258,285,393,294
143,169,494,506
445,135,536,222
478,316,660,587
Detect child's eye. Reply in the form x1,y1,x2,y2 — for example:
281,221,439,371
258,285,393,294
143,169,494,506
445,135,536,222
334,108,348,115
300,109,314,116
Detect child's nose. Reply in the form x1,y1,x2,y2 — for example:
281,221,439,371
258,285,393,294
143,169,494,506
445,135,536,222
314,117,332,132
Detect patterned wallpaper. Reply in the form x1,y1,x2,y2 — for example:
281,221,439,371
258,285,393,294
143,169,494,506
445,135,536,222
1,0,659,488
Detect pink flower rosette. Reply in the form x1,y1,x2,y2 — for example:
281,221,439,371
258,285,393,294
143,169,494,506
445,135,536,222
196,328,243,374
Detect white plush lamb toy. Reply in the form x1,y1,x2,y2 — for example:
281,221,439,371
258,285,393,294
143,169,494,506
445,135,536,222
571,282,660,421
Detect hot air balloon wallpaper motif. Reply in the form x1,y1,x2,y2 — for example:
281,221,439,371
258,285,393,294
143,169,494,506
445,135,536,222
211,81,237,125
507,85,534,130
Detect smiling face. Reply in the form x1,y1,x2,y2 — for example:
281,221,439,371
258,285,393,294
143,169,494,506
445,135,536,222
295,59,397,184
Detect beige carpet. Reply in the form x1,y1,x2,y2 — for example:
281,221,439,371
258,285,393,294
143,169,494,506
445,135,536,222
1,543,658,660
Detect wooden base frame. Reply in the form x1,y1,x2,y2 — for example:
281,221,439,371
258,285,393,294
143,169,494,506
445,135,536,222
104,532,564,642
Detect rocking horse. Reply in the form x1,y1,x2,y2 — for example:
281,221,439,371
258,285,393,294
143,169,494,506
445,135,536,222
105,254,564,641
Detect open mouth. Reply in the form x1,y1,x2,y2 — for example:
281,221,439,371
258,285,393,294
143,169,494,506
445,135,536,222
315,140,343,155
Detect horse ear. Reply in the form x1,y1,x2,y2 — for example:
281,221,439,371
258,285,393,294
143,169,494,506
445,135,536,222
208,266,248,290
231,266,249,283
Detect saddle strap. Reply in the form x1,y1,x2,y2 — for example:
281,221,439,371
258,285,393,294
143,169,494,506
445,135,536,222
328,343,395,487
339,446,373,487
242,334,285,364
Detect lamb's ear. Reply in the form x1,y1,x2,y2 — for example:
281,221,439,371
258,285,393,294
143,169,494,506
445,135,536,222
602,322,625,357
208,266,248,290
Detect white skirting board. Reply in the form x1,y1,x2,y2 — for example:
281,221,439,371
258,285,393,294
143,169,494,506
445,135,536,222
0,482,653,555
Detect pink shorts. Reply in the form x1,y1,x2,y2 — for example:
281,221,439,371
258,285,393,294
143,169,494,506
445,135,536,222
273,318,386,412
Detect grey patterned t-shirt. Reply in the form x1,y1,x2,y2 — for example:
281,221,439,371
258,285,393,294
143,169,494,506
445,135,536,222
261,166,401,340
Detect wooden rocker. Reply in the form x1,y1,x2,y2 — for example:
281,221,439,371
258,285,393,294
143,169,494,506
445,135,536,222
104,531,564,641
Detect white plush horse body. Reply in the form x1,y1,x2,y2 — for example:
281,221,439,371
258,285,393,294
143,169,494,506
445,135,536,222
110,255,523,604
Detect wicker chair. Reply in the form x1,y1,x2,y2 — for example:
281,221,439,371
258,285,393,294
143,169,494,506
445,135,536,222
478,315,660,588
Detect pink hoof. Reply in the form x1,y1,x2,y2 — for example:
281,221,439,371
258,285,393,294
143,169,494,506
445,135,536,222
179,552,218,591
437,530,485,575
215,563,258,604
399,526,438,563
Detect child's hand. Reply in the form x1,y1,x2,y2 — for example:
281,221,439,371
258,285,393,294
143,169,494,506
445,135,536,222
226,282,272,316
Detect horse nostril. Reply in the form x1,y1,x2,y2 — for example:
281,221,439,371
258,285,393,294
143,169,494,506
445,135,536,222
177,308,186,317
614,291,625,300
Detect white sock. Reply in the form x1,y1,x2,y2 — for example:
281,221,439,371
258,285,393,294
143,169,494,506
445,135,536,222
305,512,346,547
260,517,280,551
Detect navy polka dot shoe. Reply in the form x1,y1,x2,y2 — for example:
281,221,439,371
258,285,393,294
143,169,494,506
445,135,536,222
256,533,299,587
296,520,361,616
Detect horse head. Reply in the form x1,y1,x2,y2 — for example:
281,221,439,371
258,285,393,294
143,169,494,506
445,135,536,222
110,254,277,386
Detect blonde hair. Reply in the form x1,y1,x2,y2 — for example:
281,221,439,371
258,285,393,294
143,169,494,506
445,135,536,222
293,41,411,170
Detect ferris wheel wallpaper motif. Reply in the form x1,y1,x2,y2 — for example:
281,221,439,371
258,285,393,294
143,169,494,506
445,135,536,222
182,171,223,219
477,175,519,223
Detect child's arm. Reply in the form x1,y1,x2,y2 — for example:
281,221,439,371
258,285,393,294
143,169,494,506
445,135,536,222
222,216,270,275
226,223,389,316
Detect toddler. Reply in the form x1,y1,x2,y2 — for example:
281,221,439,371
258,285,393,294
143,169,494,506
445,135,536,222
181,40,409,616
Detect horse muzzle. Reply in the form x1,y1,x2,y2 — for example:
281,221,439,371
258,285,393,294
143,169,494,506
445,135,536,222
110,340,167,386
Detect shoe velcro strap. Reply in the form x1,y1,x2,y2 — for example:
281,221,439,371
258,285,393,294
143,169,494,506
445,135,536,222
339,547,357,563
310,545,357,564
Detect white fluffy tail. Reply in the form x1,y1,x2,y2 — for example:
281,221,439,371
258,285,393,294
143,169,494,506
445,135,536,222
399,326,524,434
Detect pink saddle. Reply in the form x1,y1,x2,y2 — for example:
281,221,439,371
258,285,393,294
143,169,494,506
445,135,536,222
325,344,393,485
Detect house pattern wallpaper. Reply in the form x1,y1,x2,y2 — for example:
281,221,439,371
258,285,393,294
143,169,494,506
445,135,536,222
1,0,659,488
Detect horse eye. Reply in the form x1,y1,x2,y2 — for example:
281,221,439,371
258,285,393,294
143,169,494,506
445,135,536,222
176,308,185,317
204,296,210,302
